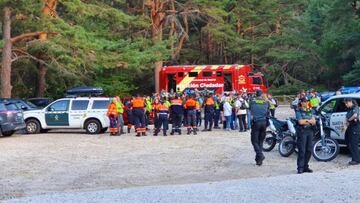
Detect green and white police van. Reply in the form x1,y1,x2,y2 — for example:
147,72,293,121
318,93,360,144
24,97,111,134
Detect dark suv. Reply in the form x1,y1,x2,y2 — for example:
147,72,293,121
0,101,26,137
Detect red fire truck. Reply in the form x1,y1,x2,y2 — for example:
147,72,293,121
159,64,267,94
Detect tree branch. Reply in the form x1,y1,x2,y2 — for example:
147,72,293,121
11,32,58,44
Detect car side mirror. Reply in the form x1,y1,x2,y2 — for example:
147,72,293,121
47,107,55,112
21,105,27,110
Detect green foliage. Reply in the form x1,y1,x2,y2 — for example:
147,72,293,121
1,0,360,98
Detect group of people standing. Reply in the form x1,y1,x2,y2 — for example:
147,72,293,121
106,90,278,137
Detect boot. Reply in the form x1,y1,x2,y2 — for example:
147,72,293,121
142,132,147,136
136,133,141,137
170,130,175,135
127,127,131,133
193,128,197,135
187,128,191,135
178,130,182,135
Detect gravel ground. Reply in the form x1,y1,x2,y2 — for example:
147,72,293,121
5,169,360,203
1,106,359,202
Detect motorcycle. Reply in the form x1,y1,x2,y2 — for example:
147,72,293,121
263,117,289,152
312,112,340,162
278,112,340,161
278,119,298,157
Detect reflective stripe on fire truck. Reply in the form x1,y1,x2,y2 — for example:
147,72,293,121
177,66,204,92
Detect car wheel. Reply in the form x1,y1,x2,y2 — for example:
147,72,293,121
85,119,101,134
2,130,14,137
26,119,41,134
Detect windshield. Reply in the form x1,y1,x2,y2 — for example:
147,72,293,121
26,101,37,108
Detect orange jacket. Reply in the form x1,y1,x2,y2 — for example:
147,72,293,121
132,97,145,108
107,102,118,117
205,97,214,105
184,98,197,110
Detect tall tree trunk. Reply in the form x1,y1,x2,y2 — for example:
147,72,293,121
1,7,12,98
150,0,164,93
36,0,57,97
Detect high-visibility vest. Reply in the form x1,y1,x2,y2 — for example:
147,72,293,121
156,103,169,115
205,97,214,105
184,99,197,110
116,101,124,113
107,102,118,117
146,99,152,112
132,97,145,108
215,101,220,110
165,100,171,108
310,97,320,108
196,101,200,110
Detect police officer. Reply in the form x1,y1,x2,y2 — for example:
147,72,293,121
344,98,360,165
213,94,221,129
154,99,169,136
185,94,197,135
249,90,269,166
203,93,215,131
295,97,315,173
132,94,147,137
170,94,184,135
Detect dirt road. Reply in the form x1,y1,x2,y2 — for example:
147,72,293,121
0,107,357,200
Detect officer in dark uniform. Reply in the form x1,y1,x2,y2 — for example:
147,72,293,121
249,90,269,166
344,98,360,165
295,97,315,174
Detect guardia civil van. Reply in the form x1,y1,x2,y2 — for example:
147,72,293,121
24,97,111,134
317,93,360,144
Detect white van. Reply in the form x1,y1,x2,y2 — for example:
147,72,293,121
24,97,111,134
318,93,360,143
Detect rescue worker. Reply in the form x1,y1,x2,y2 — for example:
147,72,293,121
124,98,134,133
213,94,221,129
268,94,277,117
154,99,170,136
132,94,147,137
145,96,153,130
184,94,198,135
170,94,184,135
295,97,315,174
344,98,360,165
107,98,119,136
115,96,125,135
152,97,160,136
309,92,320,110
203,93,215,131
249,90,269,166
196,99,201,128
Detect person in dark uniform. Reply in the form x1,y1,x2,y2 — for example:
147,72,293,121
203,93,215,131
249,90,269,166
124,98,134,133
154,99,169,136
184,94,198,135
170,94,184,135
131,94,147,137
295,97,315,174
344,98,360,165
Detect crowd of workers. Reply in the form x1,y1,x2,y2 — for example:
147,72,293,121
106,88,359,173
106,89,278,137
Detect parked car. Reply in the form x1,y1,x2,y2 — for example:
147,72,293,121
317,93,360,144
0,101,26,137
27,98,51,108
319,91,335,102
0,98,39,111
24,97,111,134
